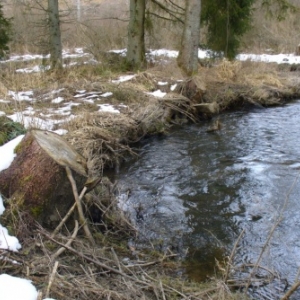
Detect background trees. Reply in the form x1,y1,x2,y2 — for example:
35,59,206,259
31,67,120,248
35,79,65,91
47,0,62,69
177,0,201,75
126,0,146,69
201,0,255,59
0,3,11,59
1,0,299,71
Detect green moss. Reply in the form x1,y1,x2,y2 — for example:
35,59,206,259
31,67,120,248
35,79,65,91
30,205,43,218
14,134,32,154
5,225,15,236
0,116,26,146
22,175,32,183
44,241,57,251
0,131,8,145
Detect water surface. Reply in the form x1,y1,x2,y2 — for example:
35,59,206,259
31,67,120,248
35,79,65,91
116,100,300,299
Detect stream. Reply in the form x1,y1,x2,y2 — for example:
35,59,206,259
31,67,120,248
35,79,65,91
115,100,300,299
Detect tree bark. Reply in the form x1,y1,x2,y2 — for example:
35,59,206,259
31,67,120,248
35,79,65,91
0,131,87,229
177,0,201,76
126,0,146,70
48,0,62,69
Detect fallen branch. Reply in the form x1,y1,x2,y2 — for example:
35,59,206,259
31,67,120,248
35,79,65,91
245,174,300,292
281,281,300,300
52,187,87,237
45,260,59,298
65,167,94,244
40,230,146,285
51,221,79,260
224,229,245,282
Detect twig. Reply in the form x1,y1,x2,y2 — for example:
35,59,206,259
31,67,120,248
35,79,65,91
51,221,79,260
140,269,189,299
45,261,59,298
37,291,43,300
159,280,166,300
245,174,300,292
65,167,94,244
52,187,87,237
40,230,146,285
224,229,245,282
111,247,122,272
125,254,178,268
281,281,300,300
234,263,277,278
51,203,76,237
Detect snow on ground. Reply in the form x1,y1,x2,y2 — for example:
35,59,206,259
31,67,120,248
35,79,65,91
0,274,56,300
237,53,300,64
112,74,135,83
3,46,300,73
0,140,55,299
148,90,167,98
2,47,299,133
0,47,300,299
0,136,23,252
0,134,24,172
8,90,34,102
0,274,38,300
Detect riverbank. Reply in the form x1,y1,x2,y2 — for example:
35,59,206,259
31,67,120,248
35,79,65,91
1,54,300,299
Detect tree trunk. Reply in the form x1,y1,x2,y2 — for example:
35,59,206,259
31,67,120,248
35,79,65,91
126,0,146,70
48,0,62,69
177,0,201,76
0,131,87,229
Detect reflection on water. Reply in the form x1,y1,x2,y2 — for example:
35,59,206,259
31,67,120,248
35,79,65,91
116,100,300,299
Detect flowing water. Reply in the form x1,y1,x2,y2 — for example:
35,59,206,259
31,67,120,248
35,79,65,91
115,100,300,299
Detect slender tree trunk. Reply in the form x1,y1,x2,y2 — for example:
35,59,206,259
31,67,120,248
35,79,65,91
126,0,146,70
48,0,62,69
177,0,201,76
76,0,81,21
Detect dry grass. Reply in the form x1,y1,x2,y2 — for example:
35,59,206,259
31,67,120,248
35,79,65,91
0,201,248,300
0,173,249,300
183,59,300,110
65,112,139,175
2,36,300,300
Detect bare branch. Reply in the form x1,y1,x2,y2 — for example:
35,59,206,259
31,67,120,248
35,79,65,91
166,0,185,11
65,167,94,244
148,11,183,23
150,0,185,24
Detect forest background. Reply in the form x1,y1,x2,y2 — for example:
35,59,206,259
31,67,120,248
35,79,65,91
2,0,300,63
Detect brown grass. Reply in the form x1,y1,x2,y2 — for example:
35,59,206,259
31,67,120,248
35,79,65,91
184,60,300,111
1,201,248,300
2,40,300,300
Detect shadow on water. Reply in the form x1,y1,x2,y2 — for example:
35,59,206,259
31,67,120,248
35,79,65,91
115,100,300,299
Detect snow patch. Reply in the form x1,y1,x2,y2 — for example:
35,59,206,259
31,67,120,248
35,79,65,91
101,92,113,97
98,104,120,114
0,274,37,300
148,90,166,98
51,97,64,104
0,135,24,172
